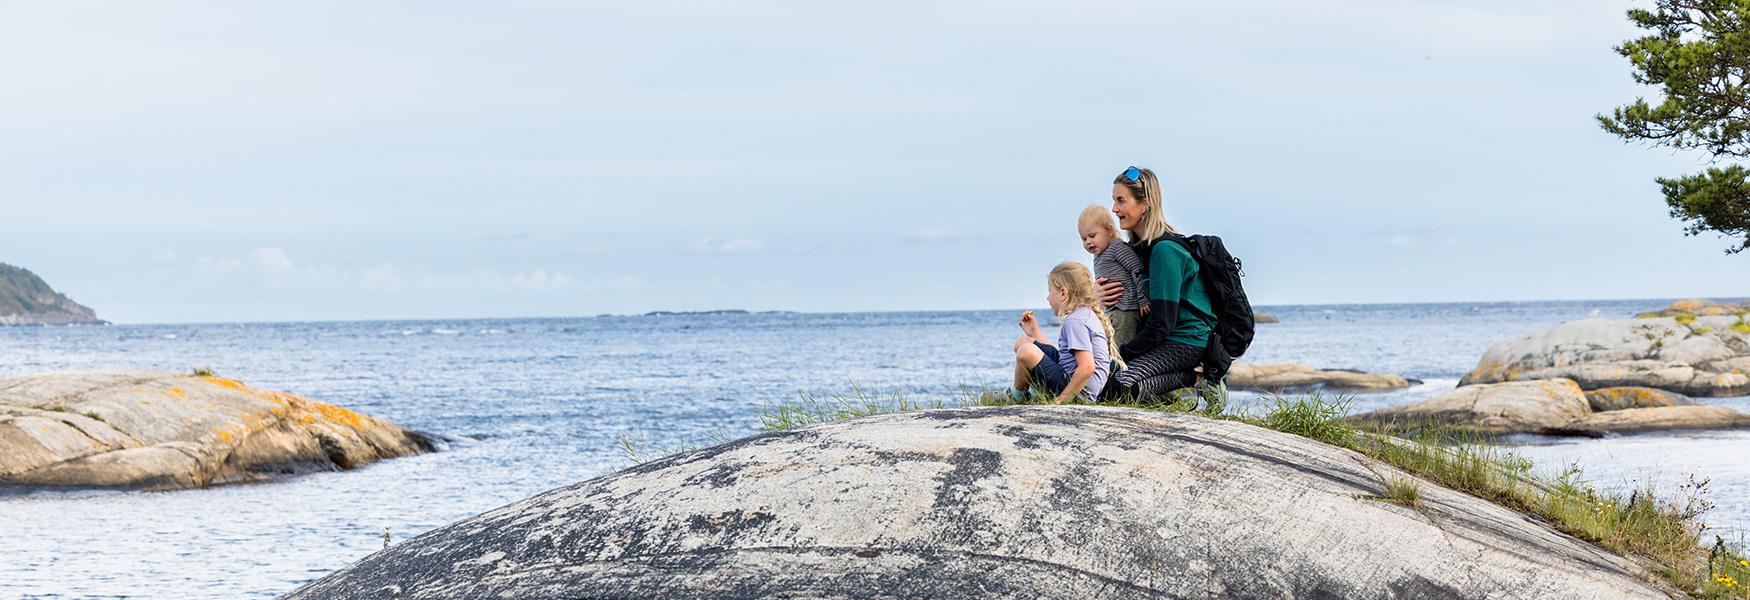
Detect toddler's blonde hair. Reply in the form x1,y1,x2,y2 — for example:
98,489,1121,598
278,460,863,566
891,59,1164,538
1048,261,1125,371
1078,204,1119,237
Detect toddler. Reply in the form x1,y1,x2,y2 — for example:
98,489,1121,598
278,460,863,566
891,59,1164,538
1078,204,1145,345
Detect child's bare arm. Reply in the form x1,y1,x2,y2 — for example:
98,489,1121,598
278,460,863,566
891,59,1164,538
1056,350,1096,404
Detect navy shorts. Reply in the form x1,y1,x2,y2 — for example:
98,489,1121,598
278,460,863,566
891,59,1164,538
1027,341,1070,395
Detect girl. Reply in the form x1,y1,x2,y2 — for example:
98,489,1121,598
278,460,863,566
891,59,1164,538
1105,165,1218,400
1012,261,1125,404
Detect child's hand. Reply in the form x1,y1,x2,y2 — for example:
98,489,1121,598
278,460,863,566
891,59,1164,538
1019,311,1039,335
1140,303,1151,317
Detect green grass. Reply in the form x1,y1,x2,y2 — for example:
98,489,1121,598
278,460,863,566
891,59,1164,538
1378,475,1423,508
191,366,218,377
1733,321,1750,335
1676,313,1699,325
740,387,1750,599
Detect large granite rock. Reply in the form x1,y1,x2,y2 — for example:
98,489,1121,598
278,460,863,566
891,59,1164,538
1227,362,1412,392
0,370,432,490
1460,318,1750,397
286,406,1676,599
1349,378,1750,436
0,263,104,326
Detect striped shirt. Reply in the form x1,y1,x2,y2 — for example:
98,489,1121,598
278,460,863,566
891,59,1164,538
1095,241,1147,311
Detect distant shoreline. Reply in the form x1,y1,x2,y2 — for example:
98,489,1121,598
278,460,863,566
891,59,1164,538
22,297,1747,328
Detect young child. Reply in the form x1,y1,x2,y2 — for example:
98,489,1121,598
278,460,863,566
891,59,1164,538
1011,261,1125,403
1078,204,1146,346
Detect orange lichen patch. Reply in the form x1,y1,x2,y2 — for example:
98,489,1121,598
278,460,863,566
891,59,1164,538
199,376,252,392
165,386,187,400
306,402,368,431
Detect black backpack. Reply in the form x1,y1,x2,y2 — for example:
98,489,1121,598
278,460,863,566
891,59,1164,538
1162,233,1254,381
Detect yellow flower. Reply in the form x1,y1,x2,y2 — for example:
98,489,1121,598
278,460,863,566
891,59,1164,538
1741,559,1750,568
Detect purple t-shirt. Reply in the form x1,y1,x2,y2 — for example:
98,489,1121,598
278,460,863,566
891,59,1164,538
1057,307,1111,399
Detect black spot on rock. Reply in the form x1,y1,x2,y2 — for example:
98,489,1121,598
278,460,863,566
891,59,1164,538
932,448,1003,509
687,510,777,537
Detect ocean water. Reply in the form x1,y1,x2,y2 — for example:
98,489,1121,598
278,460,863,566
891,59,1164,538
2,299,1748,599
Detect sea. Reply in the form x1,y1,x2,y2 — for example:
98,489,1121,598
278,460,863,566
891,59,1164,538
3,299,1749,599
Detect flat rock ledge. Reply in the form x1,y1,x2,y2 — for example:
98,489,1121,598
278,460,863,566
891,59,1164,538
1227,362,1413,392
0,370,432,490
1348,379,1750,436
286,406,1675,600
1460,318,1750,397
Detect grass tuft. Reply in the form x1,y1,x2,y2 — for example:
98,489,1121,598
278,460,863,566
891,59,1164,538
1259,393,1354,447
1379,475,1423,508
192,366,218,377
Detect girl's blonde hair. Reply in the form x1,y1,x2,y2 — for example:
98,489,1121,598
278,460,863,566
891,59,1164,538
1048,261,1125,370
1114,166,1175,243
1077,204,1118,236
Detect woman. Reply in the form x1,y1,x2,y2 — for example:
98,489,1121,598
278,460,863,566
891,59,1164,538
1103,166,1218,400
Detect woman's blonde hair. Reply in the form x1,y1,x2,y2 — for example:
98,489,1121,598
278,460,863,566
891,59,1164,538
1077,204,1118,236
1048,261,1125,370
1114,166,1175,243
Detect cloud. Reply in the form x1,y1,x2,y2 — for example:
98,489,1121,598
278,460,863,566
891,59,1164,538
693,237,765,254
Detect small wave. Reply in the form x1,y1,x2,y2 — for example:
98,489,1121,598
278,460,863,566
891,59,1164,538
431,329,462,336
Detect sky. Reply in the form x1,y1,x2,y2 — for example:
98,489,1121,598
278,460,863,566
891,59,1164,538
3,1,1747,323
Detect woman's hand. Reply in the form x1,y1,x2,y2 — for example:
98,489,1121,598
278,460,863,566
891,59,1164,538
1097,277,1124,308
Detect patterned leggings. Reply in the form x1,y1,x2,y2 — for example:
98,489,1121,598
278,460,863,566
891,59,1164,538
1111,341,1204,400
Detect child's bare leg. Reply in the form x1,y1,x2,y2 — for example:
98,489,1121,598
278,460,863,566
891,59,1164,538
1013,335,1044,390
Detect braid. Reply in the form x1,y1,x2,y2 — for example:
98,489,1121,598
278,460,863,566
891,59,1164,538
1088,303,1126,370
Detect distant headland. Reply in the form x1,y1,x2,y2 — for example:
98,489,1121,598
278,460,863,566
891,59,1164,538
0,263,105,326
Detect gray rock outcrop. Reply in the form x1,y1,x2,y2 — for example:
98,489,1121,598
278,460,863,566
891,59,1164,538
0,370,432,490
1227,362,1413,392
1459,318,1750,397
1349,378,1750,436
286,406,1676,599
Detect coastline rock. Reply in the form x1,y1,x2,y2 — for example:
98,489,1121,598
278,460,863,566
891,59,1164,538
0,370,432,490
1349,378,1750,435
1348,379,1592,435
0,263,105,326
1639,298,1750,319
1227,362,1412,392
1459,318,1750,397
1254,311,1280,324
1584,387,1693,412
287,406,1673,599
1574,405,1750,433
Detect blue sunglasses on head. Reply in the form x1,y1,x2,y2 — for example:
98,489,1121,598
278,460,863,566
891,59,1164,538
1121,166,1143,183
